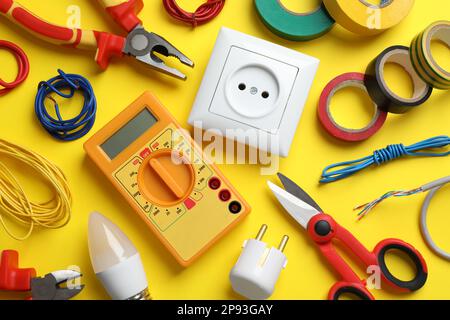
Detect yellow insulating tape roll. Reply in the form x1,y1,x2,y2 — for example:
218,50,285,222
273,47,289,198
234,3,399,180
410,21,450,90
0,139,72,240
323,0,414,35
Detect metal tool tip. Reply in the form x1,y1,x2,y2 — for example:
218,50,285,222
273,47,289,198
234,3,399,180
267,180,277,188
179,56,195,68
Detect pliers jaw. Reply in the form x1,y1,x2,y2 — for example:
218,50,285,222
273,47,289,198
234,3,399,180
123,26,194,80
31,270,84,300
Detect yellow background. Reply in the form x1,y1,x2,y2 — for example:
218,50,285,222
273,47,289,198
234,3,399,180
0,0,449,300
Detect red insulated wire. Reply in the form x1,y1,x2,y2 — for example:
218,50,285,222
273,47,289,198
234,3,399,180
162,0,226,27
0,40,30,96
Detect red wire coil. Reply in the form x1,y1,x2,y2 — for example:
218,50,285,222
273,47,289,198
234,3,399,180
0,40,30,96
162,0,226,27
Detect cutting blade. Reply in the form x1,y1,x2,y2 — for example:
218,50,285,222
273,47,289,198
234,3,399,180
267,181,320,229
51,270,82,285
277,173,323,213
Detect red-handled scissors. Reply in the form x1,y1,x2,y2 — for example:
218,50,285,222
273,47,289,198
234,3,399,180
268,173,428,300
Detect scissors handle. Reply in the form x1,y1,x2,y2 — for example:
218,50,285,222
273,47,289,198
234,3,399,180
307,214,427,299
327,239,428,300
373,239,428,292
328,282,374,300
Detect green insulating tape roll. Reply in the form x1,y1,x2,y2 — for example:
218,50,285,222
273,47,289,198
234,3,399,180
254,0,335,41
410,21,450,90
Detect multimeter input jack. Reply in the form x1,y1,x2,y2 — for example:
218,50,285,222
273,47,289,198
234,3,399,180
229,201,242,214
219,189,232,202
208,177,221,190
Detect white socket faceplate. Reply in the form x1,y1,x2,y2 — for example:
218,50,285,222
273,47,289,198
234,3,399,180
188,27,319,157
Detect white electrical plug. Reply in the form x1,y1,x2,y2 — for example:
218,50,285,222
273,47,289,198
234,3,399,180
230,225,288,300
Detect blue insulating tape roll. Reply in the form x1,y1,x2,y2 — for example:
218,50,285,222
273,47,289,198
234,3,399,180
254,0,335,41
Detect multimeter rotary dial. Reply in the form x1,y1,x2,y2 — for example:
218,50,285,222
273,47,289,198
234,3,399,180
138,149,195,207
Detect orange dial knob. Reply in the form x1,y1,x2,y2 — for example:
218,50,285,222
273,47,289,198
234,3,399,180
138,149,195,207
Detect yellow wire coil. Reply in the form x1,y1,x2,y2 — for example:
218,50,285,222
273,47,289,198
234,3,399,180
0,139,72,240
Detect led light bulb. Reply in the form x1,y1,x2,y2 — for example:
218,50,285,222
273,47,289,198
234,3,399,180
88,212,151,300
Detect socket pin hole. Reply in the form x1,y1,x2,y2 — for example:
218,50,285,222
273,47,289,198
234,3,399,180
262,91,269,99
238,83,246,91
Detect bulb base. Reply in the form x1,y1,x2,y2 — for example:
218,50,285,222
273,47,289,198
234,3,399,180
128,288,152,300
96,253,149,300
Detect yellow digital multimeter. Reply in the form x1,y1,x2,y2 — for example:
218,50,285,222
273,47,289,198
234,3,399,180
84,92,250,266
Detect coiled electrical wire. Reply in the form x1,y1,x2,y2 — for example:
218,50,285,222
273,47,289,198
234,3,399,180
0,40,29,96
162,0,225,27
35,69,96,141
0,139,72,240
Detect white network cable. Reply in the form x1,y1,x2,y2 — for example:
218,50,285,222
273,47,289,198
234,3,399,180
355,176,450,261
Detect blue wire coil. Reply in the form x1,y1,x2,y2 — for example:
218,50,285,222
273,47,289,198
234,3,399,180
321,136,450,183
35,69,97,141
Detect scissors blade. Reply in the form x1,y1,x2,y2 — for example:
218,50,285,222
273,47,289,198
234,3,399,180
267,181,320,229
277,173,323,213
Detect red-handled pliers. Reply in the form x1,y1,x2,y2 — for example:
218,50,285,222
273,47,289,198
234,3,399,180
0,0,194,80
0,250,84,300
268,173,428,300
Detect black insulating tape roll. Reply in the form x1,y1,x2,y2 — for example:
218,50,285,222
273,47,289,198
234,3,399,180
365,45,433,114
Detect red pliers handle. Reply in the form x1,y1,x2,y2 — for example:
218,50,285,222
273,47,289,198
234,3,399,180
0,250,83,300
0,250,36,292
0,0,129,69
98,0,143,32
0,0,193,79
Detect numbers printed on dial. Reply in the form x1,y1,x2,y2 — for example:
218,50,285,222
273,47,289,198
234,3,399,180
195,163,212,191
114,126,213,232
172,128,213,191
115,157,151,213
151,129,173,151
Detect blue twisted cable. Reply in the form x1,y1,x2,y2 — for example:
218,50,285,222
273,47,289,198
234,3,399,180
320,136,450,183
35,69,97,141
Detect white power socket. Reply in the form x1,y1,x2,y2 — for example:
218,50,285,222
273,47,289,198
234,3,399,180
188,27,319,157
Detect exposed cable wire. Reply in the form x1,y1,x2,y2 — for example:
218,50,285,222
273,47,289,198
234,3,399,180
355,176,450,260
355,188,423,220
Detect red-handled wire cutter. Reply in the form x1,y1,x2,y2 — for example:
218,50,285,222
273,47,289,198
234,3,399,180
0,250,84,300
268,173,428,300
0,0,194,80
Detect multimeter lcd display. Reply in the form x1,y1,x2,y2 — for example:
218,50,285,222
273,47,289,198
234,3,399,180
101,108,158,159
